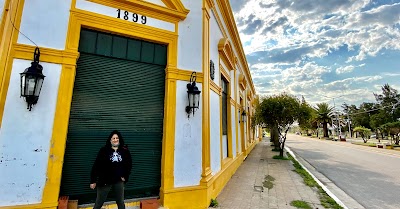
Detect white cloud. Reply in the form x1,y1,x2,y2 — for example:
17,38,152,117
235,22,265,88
336,65,355,74
230,0,400,106
324,76,382,88
382,72,400,77
335,63,365,74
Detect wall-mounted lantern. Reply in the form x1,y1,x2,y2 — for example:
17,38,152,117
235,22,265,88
241,110,247,123
20,47,45,111
186,72,201,117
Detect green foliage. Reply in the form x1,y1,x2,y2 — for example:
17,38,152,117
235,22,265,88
298,96,314,132
314,103,334,137
374,84,400,122
258,94,301,128
370,110,390,131
271,148,281,152
255,93,303,156
352,142,376,147
287,153,343,209
273,155,289,160
290,200,312,209
288,154,317,187
353,126,372,143
318,187,344,209
209,198,218,208
380,121,400,144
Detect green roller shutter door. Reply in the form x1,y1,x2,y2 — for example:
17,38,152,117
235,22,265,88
60,29,166,204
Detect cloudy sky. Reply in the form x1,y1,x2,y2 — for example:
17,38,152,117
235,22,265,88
229,0,400,109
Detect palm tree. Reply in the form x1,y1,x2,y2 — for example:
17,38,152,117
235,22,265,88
314,103,334,137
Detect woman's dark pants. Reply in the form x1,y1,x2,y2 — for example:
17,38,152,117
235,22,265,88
93,181,125,209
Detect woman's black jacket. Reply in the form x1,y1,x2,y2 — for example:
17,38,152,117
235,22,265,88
90,146,132,186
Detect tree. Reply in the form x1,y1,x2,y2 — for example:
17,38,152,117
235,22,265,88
380,121,400,145
353,126,372,143
298,96,314,135
370,110,390,141
374,84,400,122
255,93,302,157
314,103,333,138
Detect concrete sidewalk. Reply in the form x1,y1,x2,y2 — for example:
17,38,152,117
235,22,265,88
215,139,324,209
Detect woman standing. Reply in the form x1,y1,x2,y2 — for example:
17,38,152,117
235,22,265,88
90,130,132,209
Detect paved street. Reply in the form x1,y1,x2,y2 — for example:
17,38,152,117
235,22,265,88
286,134,400,209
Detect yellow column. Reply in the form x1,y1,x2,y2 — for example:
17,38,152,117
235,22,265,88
201,0,213,183
0,0,23,127
234,62,238,156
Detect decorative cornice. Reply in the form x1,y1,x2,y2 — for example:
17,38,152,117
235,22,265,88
89,0,188,22
238,74,246,90
215,0,256,94
218,38,235,70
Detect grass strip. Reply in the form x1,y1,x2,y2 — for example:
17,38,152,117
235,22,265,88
352,142,376,147
287,153,343,209
273,155,289,160
290,200,312,209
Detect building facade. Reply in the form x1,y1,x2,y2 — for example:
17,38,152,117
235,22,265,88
0,0,261,208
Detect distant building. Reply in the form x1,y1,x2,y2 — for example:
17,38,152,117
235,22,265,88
0,0,261,208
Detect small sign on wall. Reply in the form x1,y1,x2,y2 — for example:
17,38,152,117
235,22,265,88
210,60,215,80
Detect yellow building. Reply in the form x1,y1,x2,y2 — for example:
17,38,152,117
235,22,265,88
0,0,261,208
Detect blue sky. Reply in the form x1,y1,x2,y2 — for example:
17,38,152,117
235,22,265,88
229,0,400,109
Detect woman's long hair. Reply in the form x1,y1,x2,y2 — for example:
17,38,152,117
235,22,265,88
105,130,125,147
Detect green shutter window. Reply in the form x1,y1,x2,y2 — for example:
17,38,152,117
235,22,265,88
127,39,142,61
141,42,155,63
61,29,166,204
79,30,97,54
96,33,112,56
154,45,167,66
112,36,128,59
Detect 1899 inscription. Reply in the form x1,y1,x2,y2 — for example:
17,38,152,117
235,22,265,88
117,9,147,24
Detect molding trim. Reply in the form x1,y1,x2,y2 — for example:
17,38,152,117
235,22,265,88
218,38,235,70
210,80,221,95
230,98,236,106
88,0,188,22
13,44,80,65
165,67,204,83
219,64,230,82
161,0,190,14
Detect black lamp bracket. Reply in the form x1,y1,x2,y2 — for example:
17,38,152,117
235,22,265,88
34,47,40,63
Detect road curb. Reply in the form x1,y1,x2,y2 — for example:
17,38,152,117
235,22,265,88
284,146,351,209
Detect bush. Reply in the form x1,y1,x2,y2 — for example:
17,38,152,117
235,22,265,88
209,198,218,208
